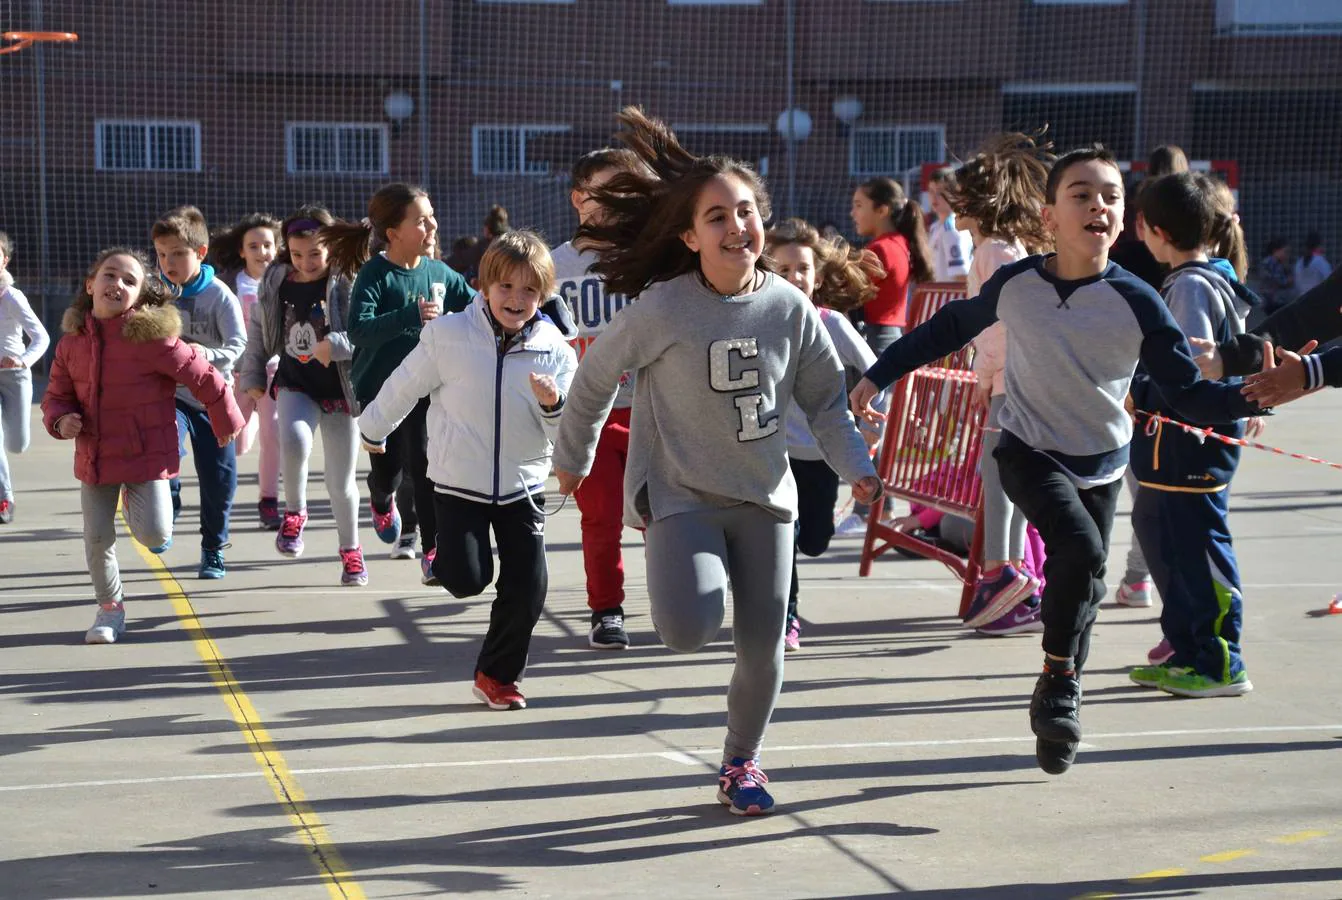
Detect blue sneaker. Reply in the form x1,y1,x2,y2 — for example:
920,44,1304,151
717,757,774,816
371,498,401,545
964,564,1035,629
147,536,173,554
198,548,226,580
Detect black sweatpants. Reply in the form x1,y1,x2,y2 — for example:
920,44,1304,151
994,434,1121,670
367,396,433,552
788,456,840,618
432,491,547,685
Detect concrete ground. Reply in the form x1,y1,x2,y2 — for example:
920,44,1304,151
3,390,1342,900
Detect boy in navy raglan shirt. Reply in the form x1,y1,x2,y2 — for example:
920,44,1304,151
851,148,1264,775
152,206,247,580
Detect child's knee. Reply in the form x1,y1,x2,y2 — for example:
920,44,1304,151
655,608,722,652
441,568,489,599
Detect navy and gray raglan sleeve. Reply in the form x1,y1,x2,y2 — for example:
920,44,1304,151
1117,277,1261,423
862,258,1024,390
1221,267,1342,376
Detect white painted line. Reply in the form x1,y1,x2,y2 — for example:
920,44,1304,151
1,724,1338,794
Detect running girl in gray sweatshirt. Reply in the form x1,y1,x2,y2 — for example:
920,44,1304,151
552,109,881,817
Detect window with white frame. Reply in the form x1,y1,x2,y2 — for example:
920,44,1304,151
1215,0,1342,33
472,125,571,176
849,125,945,178
286,123,388,175
95,120,200,172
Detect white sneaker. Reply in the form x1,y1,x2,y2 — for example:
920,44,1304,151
85,603,126,644
834,512,868,537
390,535,418,560
1116,580,1153,608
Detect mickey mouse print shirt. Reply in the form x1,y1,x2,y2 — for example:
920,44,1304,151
274,277,344,401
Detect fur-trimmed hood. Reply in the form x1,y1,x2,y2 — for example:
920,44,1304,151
61,302,182,342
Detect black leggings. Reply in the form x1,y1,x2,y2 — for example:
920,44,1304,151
367,396,434,552
788,457,840,618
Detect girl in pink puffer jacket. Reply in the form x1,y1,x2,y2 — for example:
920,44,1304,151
42,248,244,644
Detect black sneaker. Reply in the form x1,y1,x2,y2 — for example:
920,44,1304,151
1030,669,1083,743
589,612,629,650
1035,736,1078,775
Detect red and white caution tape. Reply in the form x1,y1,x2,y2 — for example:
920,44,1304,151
1135,409,1342,472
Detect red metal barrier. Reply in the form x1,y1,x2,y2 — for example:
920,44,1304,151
858,283,985,618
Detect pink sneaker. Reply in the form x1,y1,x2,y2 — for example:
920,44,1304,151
1148,637,1174,665
275,510,308,558
784,616,801,652
371,498,401,544
339,546,368,587
421,548,440,586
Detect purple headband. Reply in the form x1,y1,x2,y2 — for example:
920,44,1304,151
285,218,324,235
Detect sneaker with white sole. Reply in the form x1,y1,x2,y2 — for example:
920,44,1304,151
390,535,417,560
339,546,368,587
1159,668,1252,698
717,757,774,816
589,612,630,650
834,512,867,537
784,615,801,651
976,599,1043,635
1116,579,1153,608
276,510,308,558
85,602,126,644
964,564,1036,628
421,549,440,586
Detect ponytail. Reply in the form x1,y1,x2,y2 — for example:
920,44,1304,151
815,240,884,313
321,221,373,278
322,182,430,278
859,176,933,283
893,199,934,283
1195,172,1248,281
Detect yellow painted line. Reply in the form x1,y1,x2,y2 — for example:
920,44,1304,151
125,519,365,900
1071,892,1118,900
1270,830,1329,844
1128,868,1187,882
1200,849,1256,863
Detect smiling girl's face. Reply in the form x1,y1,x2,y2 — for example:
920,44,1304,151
87,254,148,319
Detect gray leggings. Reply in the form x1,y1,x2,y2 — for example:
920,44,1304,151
644,504,792,762
1122,469,1149,584
980,395,1027,562
81,480,172,605
277,390,360,549
0,367,32,499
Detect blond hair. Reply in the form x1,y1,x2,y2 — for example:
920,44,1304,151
478,230,555,297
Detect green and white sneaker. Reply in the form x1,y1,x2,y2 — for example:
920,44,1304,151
1160,669,1252,698
1128,663,1186,689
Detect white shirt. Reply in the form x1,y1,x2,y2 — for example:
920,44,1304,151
0,277,50,368
1294,253,1332,295
929,215,973,282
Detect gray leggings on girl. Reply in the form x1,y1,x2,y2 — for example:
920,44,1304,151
81,480,172,604
0,367,32,500
644,504,792,763
277,390,360,549
980,395,1028,562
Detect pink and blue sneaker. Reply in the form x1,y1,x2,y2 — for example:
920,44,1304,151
964,564,1037,629
371,498,401,545
717,757,774,816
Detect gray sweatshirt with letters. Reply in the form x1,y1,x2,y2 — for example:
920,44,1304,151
553,270,875,527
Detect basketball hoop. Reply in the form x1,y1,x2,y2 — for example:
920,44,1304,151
0,31,79,55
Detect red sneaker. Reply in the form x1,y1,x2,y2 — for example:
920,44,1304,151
472,672,526,710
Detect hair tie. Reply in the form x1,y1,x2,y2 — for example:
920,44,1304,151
360,217,372,229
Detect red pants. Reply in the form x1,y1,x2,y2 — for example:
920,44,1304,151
575,406,631,611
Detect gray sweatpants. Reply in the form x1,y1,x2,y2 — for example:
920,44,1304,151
0,367,32,500
980,395,1027,562
81,480,172,605
1122,468,1149,584
644,504,792,762
277,390,360,549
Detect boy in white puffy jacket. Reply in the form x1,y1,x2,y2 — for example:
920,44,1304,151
358,231,577,711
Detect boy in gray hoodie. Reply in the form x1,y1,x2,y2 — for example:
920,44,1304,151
152,206,246,580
